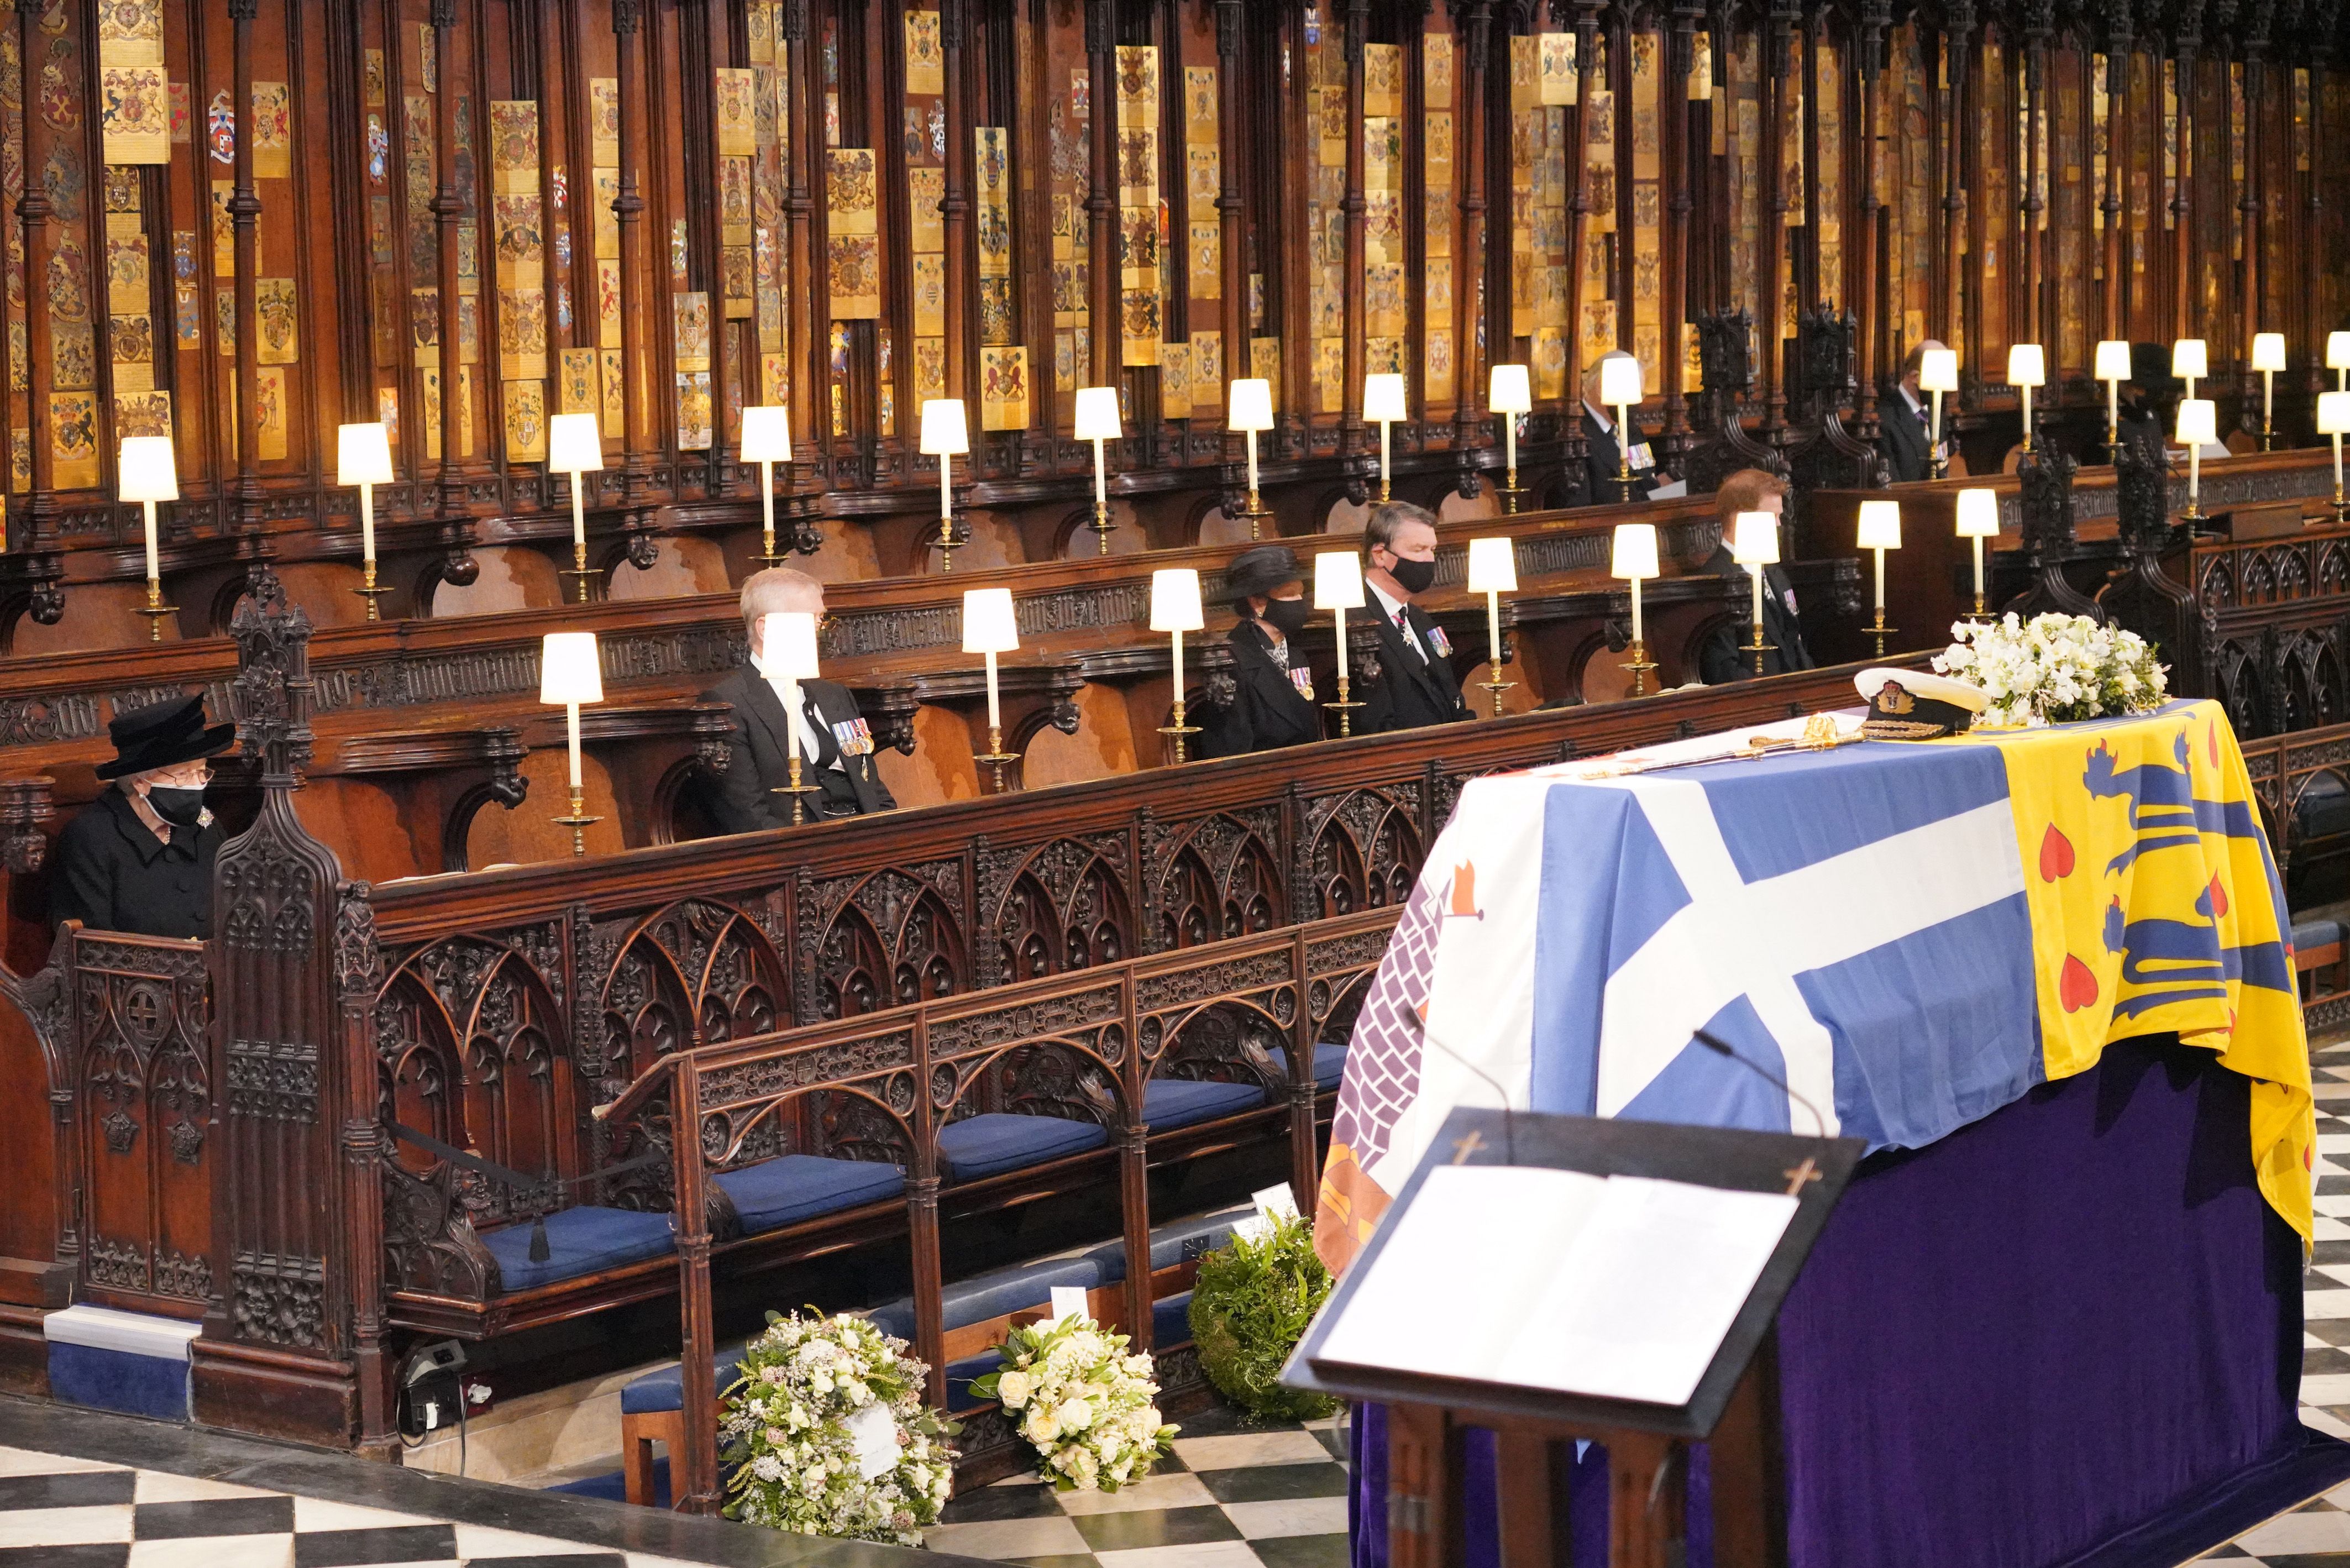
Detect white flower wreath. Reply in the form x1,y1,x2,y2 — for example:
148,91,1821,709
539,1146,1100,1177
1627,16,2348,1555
1933,612,2168,727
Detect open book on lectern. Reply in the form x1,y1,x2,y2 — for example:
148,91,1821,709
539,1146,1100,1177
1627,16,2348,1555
1286,1106,1863,1438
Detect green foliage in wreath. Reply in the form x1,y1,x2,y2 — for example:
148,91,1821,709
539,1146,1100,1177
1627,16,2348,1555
1188,1211,1339,1422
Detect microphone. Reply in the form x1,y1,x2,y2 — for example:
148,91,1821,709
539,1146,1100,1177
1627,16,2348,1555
1691,1027,1829,1139
1409,1013,1518,1166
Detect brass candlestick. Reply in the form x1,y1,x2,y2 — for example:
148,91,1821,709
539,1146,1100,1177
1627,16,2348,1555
1621,639,1657,698
1616,454,1634,504
552,784,601,858
770,754,825,826
1324,674,1363,739
1090,499,1115,554
973,725,1019,794
353,559,394,620
1240,486,1269,541
2335,479,2347,527
1745,628,1776,679
1478,676,1516,717
754,522,789,569
559,540,600,604
938,513,962,571
135,578,174,642
1501,463,1522,515
1156,700,1203,765
1868,609,1898,659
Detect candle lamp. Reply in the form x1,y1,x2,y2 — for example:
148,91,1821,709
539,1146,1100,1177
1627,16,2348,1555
2007,344,2045,454
1467,536,1520,714
1608,523,1659,696
539,631,605,856
1855,499,1901,658
337,421,395,618
740,404,793,565
1599,353,1645,501
548,412,604,604
1918,347,1958,480
962,586,1020,790
118,436,177,641
2251,333,2286,452
758,610,827,825
1227,379,1274,538
2172,337,2206,401
2094,340,2131,453
1363,373,1406,502
2318,392,2350,525
1955,487,2000,620
1314,551,1366,736
2329,331,2350,394
1074,386,1122,554
1730,511,1779,677
922,398,971,571
1150,568,1205,763
2176,398,2217,523
1489,364,1531,512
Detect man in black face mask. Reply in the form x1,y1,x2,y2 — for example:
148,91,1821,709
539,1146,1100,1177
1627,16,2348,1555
1197,544,1325,758
53,695,234,940
1357,501,1472,733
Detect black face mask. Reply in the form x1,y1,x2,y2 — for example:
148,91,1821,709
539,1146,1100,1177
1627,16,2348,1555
1260,597,1313,637
146,786,207,828
1384,555,1438,595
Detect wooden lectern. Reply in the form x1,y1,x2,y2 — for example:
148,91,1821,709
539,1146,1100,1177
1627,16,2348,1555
1283,1108,1861,1568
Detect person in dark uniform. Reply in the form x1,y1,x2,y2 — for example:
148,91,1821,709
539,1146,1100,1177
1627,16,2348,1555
2115,341,2179,462
1877,339,1947,483
1580,352,1677,504
1358,501,1473,733
1196,545,1324,758
52,695,234,940
705,567,897,830
1697,468,1816,684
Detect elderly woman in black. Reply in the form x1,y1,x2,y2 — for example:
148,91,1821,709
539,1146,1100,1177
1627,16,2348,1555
1195,544,1324,759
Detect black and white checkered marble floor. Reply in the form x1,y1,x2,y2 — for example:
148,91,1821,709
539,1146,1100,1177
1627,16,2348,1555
924,1403,1350,1568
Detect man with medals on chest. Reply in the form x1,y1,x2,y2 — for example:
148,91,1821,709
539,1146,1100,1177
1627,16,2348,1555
1357,502,1473,733
705,568,897,829
1196,544,1324,758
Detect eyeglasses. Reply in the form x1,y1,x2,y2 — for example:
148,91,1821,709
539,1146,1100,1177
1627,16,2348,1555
151,764,213,785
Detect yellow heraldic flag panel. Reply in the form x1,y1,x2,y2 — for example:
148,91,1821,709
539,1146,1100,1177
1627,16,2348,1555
1956,700,2313,1241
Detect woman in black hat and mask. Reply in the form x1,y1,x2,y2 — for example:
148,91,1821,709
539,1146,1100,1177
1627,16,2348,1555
1195,544,1324,759
53,695,235,940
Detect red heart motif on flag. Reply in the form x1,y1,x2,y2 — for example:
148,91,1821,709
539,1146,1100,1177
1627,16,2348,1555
2207,875,2228,919
2039,824,2075,882
2060,955,2099,1012
2209,725,2220,768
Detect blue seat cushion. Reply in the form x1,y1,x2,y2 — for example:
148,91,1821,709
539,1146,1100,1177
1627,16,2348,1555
2296,772,2350,842
865,1254,1105,1341
1155,1289,1195,1349
1270,1043,1349,1090
1143,1077,1266,1132
712,1155,905,1235
945,1349,1006,1413
620,1341,752,1416
935,1113,1108,1182
485,1205,675,1294
2294,918,2346,954
1082,1204,1255,1283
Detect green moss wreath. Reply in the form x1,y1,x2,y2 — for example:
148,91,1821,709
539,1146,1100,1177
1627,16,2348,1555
1187,1211,1339,1421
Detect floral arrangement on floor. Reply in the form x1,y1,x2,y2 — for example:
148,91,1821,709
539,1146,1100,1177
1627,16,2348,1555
1189,1210,1339,1422
970,1310,1176,1492
1934,612,2168,727
720,1308,958,1544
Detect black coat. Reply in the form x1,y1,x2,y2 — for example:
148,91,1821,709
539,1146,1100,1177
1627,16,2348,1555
1581,409,1668,504
1196,621,1324,759
1360,596,1472,734
1697,543,1816,684
52,786,221,939
704,667,896,832
1878,387,1933,484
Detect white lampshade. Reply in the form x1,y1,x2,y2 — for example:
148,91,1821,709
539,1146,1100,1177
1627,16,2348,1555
961,586,1019,653
2094,340,2132,382
2006,344,2045,389
548,411,604,474
1150,568,1205,632
2319,391,2350,436
1468,536,1520,593
118,436,177,503
2252,332,2288,374
1598,353,1644,407
1918,348,1958,394
1488,364,1532,415
1608,523,1657,581
1954,487,2001,538
1362,373,1407,423
1730,511,1779,566
2329,331,2350,371
2172,338,2207,380
1073,385,1122,441
2175,398,2217,446
1314,550,1365,611
539,631,604,705
1227,379,1274,433
740,404,792,463
920,397,970,455
1856,499,1902,550
758,611,821,680
337,421,394,486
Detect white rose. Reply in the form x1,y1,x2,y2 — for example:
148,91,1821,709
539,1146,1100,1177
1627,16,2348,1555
997,1370,1032,1408
1058,1398,1094,1431
1027,1408,1062,1443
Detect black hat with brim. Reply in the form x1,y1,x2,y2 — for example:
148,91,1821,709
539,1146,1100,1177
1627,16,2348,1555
2128,341,2180,398
1223,544,1305,605
96,694,237,780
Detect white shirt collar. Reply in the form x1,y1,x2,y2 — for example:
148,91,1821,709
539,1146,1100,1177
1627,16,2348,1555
762,673,822,764
1367,581,1409,623
1898,383,1926,416
1583,400,1613,435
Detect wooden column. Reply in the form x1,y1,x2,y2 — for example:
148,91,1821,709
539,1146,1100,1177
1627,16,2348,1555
1086,0,1115,386
232,0,264,533
16,0,55,551
1340,0,1367,451
2239,6,2270,438
670,1066,720,1514
2100,2,2131,345
942,0,972,410
1567,0,1603,473
431,0,464,518
614,0,651,495
2022,0,2049,354
1855,0,1889,454
1215,0,1244,395
2171,20,2197,342
1663,0,1702,457
2306,25,2328,397
784,0,820,472
1940,3,1973,353
1456,0,1489,442
1760,0,1794,450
